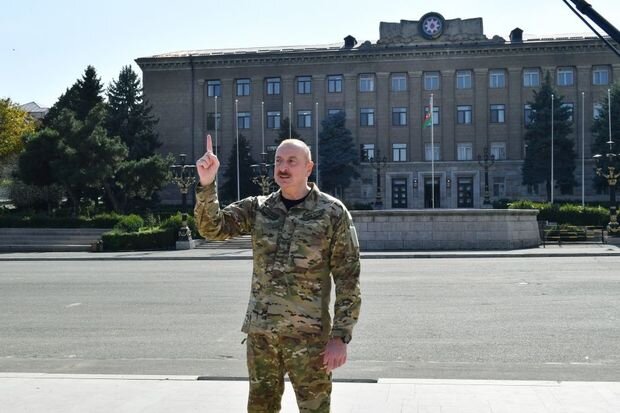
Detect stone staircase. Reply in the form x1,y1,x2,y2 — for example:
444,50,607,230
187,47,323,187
195,235,252,249
0,228,109,252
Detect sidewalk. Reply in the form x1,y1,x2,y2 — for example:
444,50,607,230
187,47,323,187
1,243,620,261
0,373,618,412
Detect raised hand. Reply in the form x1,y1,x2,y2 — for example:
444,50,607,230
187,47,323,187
196,134,220,186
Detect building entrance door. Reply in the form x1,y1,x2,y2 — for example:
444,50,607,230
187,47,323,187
457,177,474,208
391,178,408,208
424,177,440,208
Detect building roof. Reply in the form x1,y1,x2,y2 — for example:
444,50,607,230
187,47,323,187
19,101,48,113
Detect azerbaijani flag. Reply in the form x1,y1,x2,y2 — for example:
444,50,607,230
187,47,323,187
423,110,433,128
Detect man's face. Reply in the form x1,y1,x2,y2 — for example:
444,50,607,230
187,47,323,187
273,143,314,193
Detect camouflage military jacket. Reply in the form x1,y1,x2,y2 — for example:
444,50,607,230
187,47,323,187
195,183,361,341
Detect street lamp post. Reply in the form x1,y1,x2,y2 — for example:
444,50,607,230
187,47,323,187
170,153,197,249
477,146,495,208
370,149,388,209
593,143,620,234
251,152,274,196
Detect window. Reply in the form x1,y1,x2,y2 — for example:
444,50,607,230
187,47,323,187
266,78,280,95
360,144,375,161
523,69,540,87
456,70,472,89
207,80,221,97
424,106,440,126
392,107,407,126
236,79,250,96
360,108,375,126
493,177,506,197
457,143,473,160
424,143,440,161
490,104,505,123
392,143,407,162
557,67,574,86
297,110,312,128
328,75,343,93
593,103,604,119
489,70,506,88
391,73,407,91
267,111,281,129
561,102,574,122
328,109,344,117
297,76,312,94
457,105,472,124
490,142,506,160
206,112,221,130
359,74,375,92
424,72,440,90
524,104,535,125
237,112,250,129
593,66,610,85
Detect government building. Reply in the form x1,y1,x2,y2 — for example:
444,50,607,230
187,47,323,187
136,12,619,208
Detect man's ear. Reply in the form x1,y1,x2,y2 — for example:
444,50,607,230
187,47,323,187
306,160,315,177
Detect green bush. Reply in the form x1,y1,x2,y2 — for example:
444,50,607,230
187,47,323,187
161,212,202,239
101,228,176,251
113,214,144,233
508,201,609,226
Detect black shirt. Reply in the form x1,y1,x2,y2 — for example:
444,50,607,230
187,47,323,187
281,191,311,210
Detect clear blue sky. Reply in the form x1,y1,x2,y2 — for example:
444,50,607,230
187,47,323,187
2,0,618,108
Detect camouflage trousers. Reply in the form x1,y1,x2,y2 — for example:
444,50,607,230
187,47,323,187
246,331,331,413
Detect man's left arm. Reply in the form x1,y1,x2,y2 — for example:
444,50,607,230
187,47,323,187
324,209,361,371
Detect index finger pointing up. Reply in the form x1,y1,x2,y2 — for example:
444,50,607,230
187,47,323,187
205,134,213,153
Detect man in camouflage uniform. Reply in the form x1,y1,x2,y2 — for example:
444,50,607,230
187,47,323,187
195,135,361,412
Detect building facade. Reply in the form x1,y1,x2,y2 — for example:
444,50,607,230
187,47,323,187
136,12,619,208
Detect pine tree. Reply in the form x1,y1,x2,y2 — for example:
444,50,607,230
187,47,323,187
103,66,171,212
276,117,302,144
106,66,160,159
220,134,259,203
591,82,620,192
75,65,104,120
318,111,359,197
522,71,576,200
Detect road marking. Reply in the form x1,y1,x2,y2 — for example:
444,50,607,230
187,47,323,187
65,303,82,308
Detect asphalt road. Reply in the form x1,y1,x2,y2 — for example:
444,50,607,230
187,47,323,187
1,257,619,381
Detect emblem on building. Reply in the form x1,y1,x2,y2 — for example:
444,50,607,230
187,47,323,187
419,12,445,40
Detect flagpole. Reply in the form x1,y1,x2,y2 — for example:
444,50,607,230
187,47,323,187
608,88,613,149
431,94,435,209
235,99,240,201
581,91,585,208
214,95,219,192
315,101,319,187
551,94,554,204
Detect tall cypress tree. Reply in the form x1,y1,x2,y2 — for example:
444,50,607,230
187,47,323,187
318,111,359,197
276,117,302,144
522,72,576,200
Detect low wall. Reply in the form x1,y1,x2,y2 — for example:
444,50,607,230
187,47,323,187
350,209,540,251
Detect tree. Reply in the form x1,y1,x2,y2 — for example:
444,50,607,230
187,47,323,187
104,66,171,212
0,98,36,160
19,105,127,215
220,134,259,203
591,82,620,192
318,111,359,197
522,72,576,200
42,66,104,126
276,117,302,144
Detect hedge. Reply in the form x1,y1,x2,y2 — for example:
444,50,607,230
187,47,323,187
508,200,609,226
101,228,176,251
0,213,123,228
